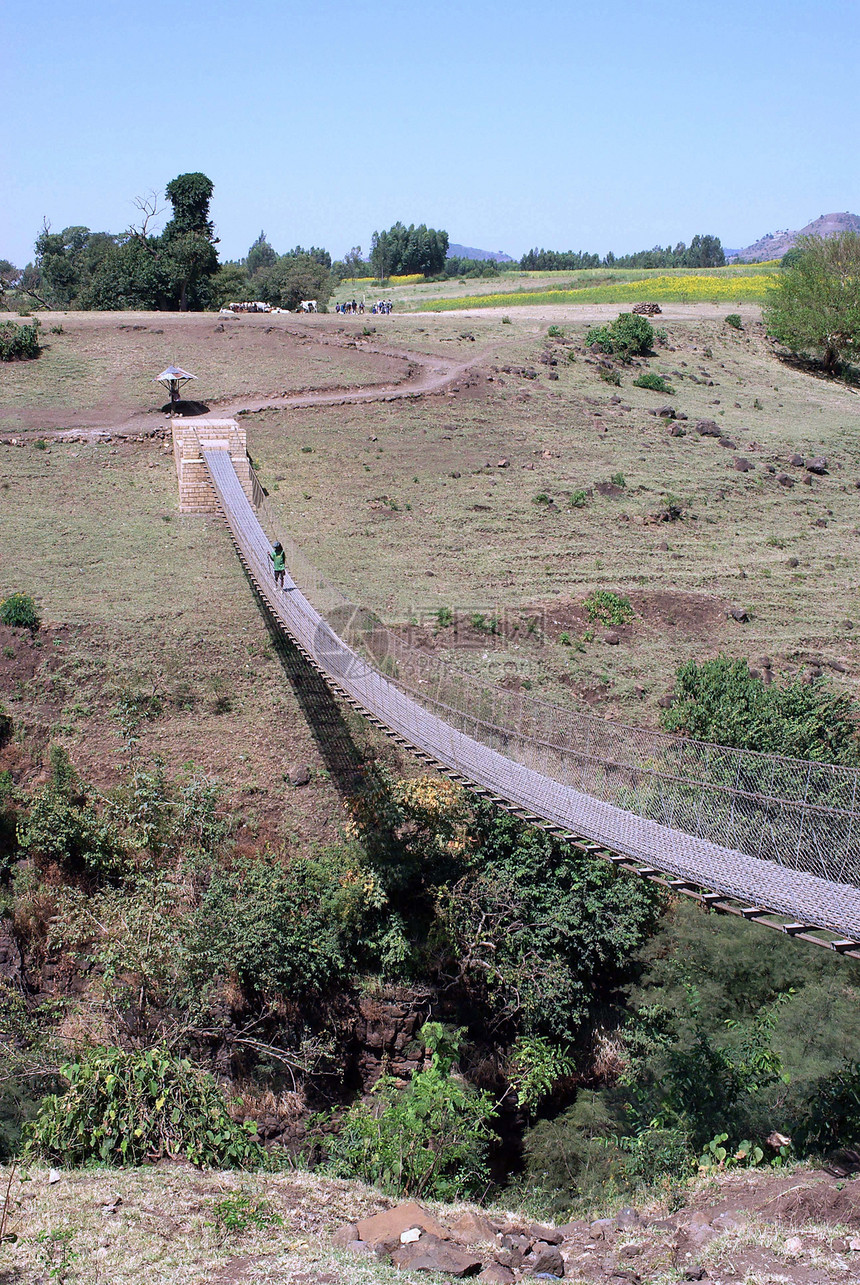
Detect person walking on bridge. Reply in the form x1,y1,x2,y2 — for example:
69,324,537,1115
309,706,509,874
269,541,286,589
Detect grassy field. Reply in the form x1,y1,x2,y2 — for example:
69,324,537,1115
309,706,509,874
2,304,859,775
246,308,860,718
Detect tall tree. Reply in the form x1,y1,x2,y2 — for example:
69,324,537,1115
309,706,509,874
764,231,860,374
161,172,219,310
246,231,277,278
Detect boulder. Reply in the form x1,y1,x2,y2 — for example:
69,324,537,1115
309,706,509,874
525,1244,565,1276
528,1224,564,1245
695,419,722,437
790,453,804,466
656,405,676,418
356,1202,450,1248
448,1211,497,1245
287,763,311,787
729,606,749,622
332,1223,358,1248
717,437,737,448
806,456,828,474
668,423,686,437
478,1267,516,1284
733,457,754,471
776,473,795,487
392,1235,483,1276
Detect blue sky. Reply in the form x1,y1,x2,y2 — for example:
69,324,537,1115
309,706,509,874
4,0,859,266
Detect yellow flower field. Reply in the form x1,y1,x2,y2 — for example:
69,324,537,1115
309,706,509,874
421,271,775,311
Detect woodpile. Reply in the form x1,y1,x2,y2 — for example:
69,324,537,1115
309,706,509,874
632,301,662,315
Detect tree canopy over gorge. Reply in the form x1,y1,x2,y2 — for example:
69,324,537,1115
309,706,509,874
764,231,860,374
370,221,449,278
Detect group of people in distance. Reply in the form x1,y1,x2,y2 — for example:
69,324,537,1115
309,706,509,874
334,299,395,315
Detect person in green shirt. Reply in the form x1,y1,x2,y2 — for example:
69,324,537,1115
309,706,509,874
269,541,286,588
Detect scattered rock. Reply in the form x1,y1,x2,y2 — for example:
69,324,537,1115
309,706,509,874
590,1218,616,1240
669,423,686,437
848,1236,860,1252
332,1223,358,1248
497,458,510,468
287,763,311,787
717,437,737,448
656,405,676,418
783,1236,803,1256
478,1267,516,1284
806,456,828,474
695,419,722,437
788,557,799,567
790,453,804,466
814,517,828,527
733,457,754,471
356,1202,450,1248
729,606,749,622
776,473,795,487
604,631,620,645
48,1169,61,1185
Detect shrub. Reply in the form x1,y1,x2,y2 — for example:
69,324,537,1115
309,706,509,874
583,589,633,627
633,372,675,394
17,753,125,879
26,1045,264,1167
609,312,654,357
586,313,654,359
501,315,512,324
725,313,743,330
184,847,380,998
599,366,622,385
211,1191,283,1235
610,471,626,489
661,655,860,763
320,1023,496,1199
0,321,41,362
569,489,589,508
547,325,564,338
533,492,552,506
0,593,40,631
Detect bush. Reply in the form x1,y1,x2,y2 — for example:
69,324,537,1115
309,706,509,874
0,321,41,362
633,372,675,394
725,313,743,330
583,589,633,627
26,1045,264,1167
320,1023,496,1199
569,490,589,509
17,752,125,879
660,655,860,763
0,593,40,630
599,367,621,385
185,847,381,998
586,313,653,359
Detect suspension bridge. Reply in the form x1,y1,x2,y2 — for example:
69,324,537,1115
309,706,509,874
182,420,860,961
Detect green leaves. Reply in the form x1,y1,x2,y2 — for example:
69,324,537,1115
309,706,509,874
26,1045,264,1170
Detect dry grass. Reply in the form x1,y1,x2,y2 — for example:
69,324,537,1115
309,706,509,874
246,309,860,721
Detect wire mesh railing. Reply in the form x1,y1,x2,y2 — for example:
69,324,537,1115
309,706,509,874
249,477,860,896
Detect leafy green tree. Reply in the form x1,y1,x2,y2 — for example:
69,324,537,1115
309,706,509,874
661,655,860,763
161,172,219,310
184,846,382,998
440,806,664,1043
80,236,171,310
370,222,448,278
210,261,251,308
764,231,860,373
683,234,725,267
253,253,332,310
246,230,277,278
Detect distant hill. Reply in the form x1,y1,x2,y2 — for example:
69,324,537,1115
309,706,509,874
447,243,513,262
730,211,860,262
